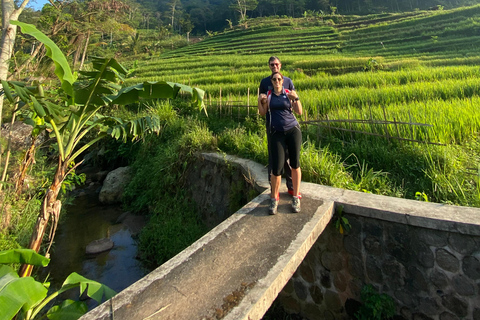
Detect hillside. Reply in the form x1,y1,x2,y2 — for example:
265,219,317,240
125,5,480,207
155,6,480,58
129,5,480,98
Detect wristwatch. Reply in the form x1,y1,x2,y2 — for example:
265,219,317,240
294,97,300,101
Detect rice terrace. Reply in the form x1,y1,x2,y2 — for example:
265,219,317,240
129,5,480,208
3,2,480,320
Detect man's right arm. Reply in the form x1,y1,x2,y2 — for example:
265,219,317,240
259,77,269,95
258,77,268,108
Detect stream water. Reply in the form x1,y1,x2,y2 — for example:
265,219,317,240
40,184,148,307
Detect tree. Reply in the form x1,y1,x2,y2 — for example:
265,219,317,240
0,0,31,172
230,0,258,25
189,6,212,32
1,21,205,277
169,0,180,32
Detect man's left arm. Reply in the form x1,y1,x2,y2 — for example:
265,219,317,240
285,77,295,91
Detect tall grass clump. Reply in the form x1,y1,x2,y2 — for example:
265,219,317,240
422,143,480,206
0,194,43,251
300,139,353,188
123,107,217,267
217,126,267,163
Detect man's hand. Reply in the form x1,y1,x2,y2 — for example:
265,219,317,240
258,93,267,105
287,91,298,101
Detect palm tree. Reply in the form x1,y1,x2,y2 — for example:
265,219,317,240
1,21,205,277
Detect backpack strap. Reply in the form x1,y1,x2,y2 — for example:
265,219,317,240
267,88,290,108
267,89,272,109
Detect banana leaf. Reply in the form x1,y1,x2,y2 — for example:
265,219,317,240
11,21,75,97
0,265,48,320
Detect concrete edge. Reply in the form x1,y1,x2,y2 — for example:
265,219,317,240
223,201,335,320
202,153,480,236
201,152,270,192
80,191,270,320
301,182,480,235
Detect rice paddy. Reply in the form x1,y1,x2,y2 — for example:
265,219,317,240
127,4,480,206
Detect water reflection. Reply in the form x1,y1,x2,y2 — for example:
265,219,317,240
41,186,147,307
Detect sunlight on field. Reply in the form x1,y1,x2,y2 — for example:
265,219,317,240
127,5,480,206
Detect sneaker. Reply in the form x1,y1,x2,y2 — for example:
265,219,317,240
288,189,302,199
292,196,301,213
269,198,279,215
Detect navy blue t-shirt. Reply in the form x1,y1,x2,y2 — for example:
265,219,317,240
268,89,299,132
259,76,294,94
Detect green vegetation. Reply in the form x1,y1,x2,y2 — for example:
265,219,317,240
123,109,216,267
333,205,351,234
0,249,115,320
1,22,205,277
3,6,480,317
355,284,396,320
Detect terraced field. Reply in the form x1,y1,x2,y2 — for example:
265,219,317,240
127,5,480,206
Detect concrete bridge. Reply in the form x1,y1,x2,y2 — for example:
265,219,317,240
81,153,480,320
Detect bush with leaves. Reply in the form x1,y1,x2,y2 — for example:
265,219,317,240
0,249,115,320
356,284,396,320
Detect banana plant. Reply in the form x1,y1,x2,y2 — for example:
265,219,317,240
0,249,116,320
2,21,205,277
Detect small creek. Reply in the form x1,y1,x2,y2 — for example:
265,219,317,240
40,184,148,306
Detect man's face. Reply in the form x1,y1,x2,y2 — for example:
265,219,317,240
269,59,281,73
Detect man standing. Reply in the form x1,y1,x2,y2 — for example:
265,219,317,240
258,56,297,196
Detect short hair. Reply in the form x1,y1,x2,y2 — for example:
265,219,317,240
268,56,281,64
270,71,284,80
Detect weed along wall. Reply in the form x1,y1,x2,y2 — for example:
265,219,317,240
277,187,480,319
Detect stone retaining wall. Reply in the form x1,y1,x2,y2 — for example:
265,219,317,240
278,210,480,319
186,155,260,228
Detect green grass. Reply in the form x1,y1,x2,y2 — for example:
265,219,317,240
122,4,480,209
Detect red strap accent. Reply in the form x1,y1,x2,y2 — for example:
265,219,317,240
267,89,291,108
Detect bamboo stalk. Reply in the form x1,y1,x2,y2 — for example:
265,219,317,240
300,119,432,127
394,116,401,141
300,124,444,145
408,111,414,141
326,114,331,136
238,92,240,121
348,110,353,141
382,105,390,143
247,87,250,116
219,88,222,115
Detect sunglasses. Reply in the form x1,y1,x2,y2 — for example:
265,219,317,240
270,63,280,67
271,78,283,82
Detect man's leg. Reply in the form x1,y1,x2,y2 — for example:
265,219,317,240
284,149,293,193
